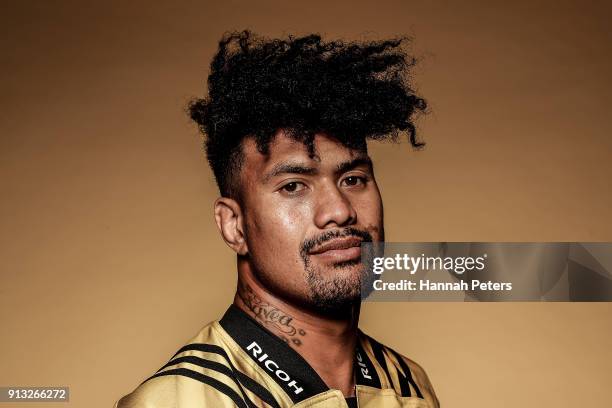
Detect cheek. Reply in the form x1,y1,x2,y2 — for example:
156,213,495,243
248,199,312,254
354,191,383,223
350,192,384,240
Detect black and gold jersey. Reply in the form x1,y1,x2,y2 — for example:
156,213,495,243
115,306,439,408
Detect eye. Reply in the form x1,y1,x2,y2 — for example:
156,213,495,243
341,175,367,187
280,181,307,194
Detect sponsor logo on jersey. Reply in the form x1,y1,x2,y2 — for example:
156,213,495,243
356,351,373,380
247,341,304,395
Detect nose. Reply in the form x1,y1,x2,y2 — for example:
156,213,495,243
313,183,357,229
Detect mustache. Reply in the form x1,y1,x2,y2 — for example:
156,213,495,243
300,227,373,256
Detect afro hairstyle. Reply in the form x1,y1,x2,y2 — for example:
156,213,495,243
189,30,427,198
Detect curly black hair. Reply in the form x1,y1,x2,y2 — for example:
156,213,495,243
189,30,427,198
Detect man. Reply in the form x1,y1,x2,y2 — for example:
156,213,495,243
116,30,439,408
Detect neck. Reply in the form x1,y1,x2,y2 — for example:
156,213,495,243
234,264,360,397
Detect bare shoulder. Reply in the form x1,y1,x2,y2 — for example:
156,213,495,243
398,354,440,408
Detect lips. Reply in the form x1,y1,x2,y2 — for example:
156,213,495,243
308,236,363,254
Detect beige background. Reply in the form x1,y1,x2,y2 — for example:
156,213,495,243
1,1,611,407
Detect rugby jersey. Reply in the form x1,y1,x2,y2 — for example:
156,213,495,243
115,305,439,407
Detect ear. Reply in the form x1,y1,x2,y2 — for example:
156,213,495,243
214,197,248,255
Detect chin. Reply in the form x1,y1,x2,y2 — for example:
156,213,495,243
304,262,364,318
309,292,361,319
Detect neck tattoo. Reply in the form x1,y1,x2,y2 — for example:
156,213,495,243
238,282,307,346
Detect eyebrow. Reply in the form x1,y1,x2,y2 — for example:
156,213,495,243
263,162,318,183
262,156,373,184
335,156,373,175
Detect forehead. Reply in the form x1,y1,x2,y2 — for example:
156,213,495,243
240,131,367,177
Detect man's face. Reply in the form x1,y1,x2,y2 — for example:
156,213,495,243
238,131,384,315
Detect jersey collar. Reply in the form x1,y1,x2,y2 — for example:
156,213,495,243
219,305,382,403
